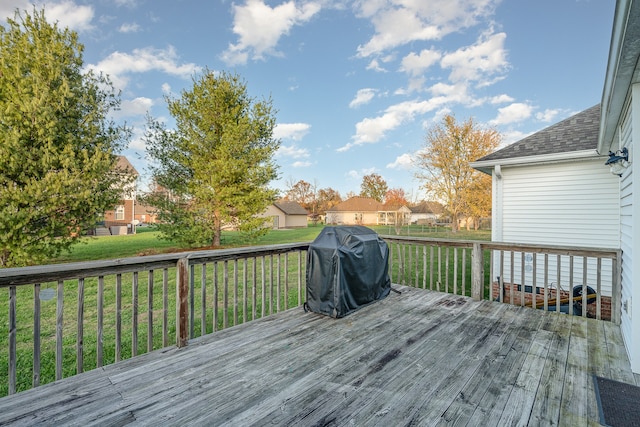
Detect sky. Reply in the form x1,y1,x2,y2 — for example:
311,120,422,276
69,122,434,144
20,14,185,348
0,0,616,201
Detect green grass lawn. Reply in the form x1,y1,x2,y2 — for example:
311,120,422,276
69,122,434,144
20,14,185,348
52,224,490,264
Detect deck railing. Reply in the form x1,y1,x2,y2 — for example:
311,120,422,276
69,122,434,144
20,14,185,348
0,243,309,397
0,237,621,397
383,236,621,324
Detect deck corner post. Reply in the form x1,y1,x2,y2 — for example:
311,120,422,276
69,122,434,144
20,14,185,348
176,258,189,348
471,243,483,301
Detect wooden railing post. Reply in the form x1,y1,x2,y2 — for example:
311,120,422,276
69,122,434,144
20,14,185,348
471,243,483,300
176,258,189,347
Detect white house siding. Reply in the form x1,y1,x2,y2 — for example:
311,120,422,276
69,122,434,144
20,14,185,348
619,84,640,373
494,159,619,297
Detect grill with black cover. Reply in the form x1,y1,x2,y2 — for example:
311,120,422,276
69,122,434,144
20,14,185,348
305,226,391,318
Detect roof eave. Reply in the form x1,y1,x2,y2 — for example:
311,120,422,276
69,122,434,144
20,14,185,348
470,149,603,173
599,0,640,153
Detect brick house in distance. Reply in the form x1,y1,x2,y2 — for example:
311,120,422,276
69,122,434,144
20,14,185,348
101,156,138,235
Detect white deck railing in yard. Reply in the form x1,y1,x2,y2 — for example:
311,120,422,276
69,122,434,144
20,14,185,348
0,237,621,397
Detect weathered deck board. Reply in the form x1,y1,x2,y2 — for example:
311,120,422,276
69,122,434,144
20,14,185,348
0,286,635,426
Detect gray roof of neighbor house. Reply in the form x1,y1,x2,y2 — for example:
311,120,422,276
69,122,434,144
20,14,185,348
273,200,309,215
475,104,601,163
326,196,384,212
410,201,444,215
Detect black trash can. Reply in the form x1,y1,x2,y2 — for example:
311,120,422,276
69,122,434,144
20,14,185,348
305,226,391,318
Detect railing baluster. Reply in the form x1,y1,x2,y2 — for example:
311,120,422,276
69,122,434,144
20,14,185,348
556,255,561,313
253,257,257,321
77,278,84,374
201,264,207,336
261,256,266,318
148,270,154,352
213,262,219,332
56,280,63,380
284,254,289,310
234,259,238,325
132,272,138,357
116,274,122,361
543,254,548,311
9,286,16,395
243,259,248,323
97,276,104,367
33,283,41,388
276,255,281,313
597,257,602,320
453,248,458,295
162,269,168,348
510,252,515,305
189,264,195,339
223,261,229,329
569,256,575,316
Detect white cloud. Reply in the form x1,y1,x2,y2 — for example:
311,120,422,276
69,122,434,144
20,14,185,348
45,1,94,32
355,0,499,57
292,160,312,168
221,0,321,65
340,98,446,151
387,153,414,170
274,122,311,141
86,46,200,91
490,102,533,125
118,22,141,33
490,94,514,104
440,31,508,85
400,49,441,76
277,144,310,159
0,1,95,32
349,88,377,108
161,83,172,94
111,97,153,119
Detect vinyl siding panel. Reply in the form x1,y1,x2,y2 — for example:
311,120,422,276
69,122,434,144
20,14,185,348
501,160,620,248
619,96,633,364
495,159,619,296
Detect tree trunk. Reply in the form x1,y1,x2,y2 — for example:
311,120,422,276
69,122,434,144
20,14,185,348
213,217,222,246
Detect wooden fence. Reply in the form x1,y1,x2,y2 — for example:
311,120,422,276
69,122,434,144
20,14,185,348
0,237,621,397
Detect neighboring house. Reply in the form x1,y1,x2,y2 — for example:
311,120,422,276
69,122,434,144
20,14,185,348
471,104,620,320
378,203,412,226
326,196,384,225
261,199,308,229
409,201,444,225
597,0,640,373
102,156,138,235
134,202,158,225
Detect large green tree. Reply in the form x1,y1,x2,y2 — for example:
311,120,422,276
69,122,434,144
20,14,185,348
144,70,280,247
360,173,388,202
0,9,130,267
414,114,500,232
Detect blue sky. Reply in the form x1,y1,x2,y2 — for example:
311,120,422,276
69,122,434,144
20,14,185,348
1,0,615,201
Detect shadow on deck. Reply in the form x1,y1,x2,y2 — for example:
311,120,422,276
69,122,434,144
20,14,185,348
0,286,635,426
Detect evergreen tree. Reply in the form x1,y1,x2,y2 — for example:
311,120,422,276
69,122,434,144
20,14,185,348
0,9,131,267
144,70,280,247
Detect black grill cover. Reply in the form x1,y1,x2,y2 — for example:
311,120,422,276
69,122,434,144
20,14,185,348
306,226,391,318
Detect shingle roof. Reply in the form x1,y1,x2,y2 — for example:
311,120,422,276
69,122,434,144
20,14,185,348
409,201,444,215
326,196,384,212
476,104,600,162
273,199,308,215
116,155,138,176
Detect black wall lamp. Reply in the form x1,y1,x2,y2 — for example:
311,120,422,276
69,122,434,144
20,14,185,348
605,147,629,176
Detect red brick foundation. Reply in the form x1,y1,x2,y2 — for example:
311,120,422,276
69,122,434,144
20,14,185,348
491,282,611,321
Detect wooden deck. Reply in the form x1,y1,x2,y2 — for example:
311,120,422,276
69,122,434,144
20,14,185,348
0,285,636,426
